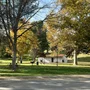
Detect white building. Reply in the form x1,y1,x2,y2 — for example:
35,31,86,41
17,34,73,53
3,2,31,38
38,54,67,64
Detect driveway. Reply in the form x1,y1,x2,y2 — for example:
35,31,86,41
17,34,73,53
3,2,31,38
0,75,90,90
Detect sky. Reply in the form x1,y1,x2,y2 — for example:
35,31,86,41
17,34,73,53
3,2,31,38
31,0,56,22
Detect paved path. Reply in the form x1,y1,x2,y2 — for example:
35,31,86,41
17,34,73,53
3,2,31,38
0,75,90,90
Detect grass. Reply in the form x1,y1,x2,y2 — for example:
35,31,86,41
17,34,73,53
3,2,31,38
0,65,90,76
78,54,90,62
0,53,90,76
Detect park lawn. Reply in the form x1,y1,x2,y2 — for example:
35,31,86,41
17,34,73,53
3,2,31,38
0,53,90,76
0,65,90,76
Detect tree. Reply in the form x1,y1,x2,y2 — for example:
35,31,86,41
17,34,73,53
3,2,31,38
46,0,90,65
0,0,49,70
12,24,38,63
38,28,49,54
46,13,62,57
0,19,9,58
31,21,49,55
57,0,90,65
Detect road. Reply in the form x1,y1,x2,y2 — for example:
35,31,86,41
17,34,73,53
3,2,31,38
0,75,90,90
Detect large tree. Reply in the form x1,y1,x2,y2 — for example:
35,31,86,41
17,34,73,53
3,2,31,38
10,22,39,63
31,21,49,55
46,0,90,65
57,0,90,65
0,0,49,70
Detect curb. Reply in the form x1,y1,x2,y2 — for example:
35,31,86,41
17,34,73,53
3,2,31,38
0,75,90,80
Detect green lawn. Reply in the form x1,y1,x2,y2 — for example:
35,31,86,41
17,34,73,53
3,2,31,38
0,65,90,76
0,54,90,76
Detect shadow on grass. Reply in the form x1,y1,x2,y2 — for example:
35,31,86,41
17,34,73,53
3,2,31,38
17,65,90,75
0,65,90,76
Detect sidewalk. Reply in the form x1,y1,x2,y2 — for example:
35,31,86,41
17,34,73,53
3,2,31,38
0,75,90,80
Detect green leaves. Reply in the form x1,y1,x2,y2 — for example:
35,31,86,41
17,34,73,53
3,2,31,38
31,21,49,53
46,0,90,56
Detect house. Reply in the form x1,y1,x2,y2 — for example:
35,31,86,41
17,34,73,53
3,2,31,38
38,54,67,64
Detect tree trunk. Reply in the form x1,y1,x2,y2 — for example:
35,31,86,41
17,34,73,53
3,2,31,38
12,31,17,70
20,56,22,63
73,49,77,65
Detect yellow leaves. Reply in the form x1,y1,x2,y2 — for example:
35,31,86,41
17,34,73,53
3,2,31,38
10,21,39,56
6,47,12,55
60,8,67,15
86,0,90,3
17,30,38,56
57,0,69,4
76,0,83,4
